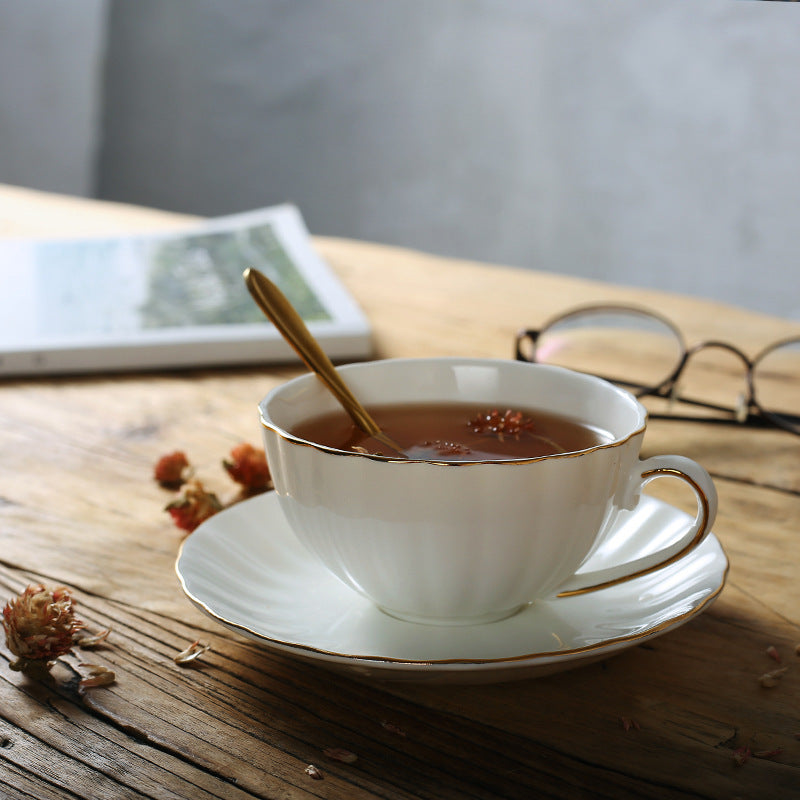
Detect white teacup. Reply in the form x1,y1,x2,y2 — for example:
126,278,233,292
259,357,717,625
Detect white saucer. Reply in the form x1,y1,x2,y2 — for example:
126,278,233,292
176,492,728,684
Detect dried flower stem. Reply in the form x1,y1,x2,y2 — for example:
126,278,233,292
323,747,358,764
758,666,789,688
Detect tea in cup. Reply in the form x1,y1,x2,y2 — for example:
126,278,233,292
259,357,717,625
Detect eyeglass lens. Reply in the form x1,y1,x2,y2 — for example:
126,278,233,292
522,307,799,432
522,308,683,394
752,339,800,433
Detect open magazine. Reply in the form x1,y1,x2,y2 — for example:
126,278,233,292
0,204,373,376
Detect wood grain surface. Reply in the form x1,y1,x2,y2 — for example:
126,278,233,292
1,185,798,799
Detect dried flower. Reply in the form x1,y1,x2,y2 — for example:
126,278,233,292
78,663,116,690
619,716,641,732
758,666,789,688
223,443,271,493
305,764,324,780
2,585,85,672
766,645,781,663
166,479,223,533
468,409,536,439
174,640,210,665
154,451,192,488
323,747,358,764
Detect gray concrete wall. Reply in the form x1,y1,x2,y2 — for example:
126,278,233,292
0,0,107,196
1,1,798,318
95,0,800,319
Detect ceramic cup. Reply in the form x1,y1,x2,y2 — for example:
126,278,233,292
259,357,717,625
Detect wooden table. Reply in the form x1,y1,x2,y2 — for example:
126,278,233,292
1,184,798,799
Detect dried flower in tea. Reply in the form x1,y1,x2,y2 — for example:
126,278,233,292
2,585,85,673
223,443,271,493
419,440,472,457
468,409,536,440
166,479,223,533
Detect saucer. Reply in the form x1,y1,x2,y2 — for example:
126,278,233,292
175,492,728,684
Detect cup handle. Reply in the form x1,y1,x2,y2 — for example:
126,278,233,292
554,455,718,598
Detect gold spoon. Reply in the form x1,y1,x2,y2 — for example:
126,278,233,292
243,267,407,457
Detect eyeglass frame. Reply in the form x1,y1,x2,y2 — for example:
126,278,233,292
514,303,800,435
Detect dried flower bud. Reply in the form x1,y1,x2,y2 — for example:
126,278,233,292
323,747,358,764
166,479,223,533
2,584,85,672
174,640,210,665
766,645,781,663
223,443,271,493
154,451,192,488
305,764,324,780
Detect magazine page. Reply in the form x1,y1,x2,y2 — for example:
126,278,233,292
0,204,373,376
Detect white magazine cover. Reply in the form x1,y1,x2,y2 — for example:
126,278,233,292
0,204,373,376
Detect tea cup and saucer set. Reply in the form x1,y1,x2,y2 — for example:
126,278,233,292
176,358,727,684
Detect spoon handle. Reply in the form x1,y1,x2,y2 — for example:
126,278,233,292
244,268,401,453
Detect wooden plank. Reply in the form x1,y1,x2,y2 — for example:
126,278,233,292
3,553,797,799
0,567,668,800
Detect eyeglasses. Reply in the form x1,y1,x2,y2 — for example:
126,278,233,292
515,304,800,435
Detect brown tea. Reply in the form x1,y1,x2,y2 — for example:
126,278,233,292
290,402,611,461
